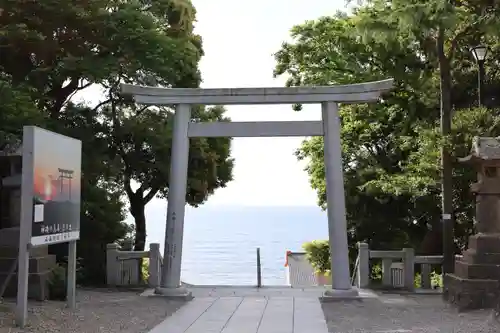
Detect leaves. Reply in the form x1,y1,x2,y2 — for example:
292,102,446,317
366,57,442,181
0,0,233,278
275,0,500,252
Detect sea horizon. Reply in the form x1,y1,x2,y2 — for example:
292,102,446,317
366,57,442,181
129,203,329,285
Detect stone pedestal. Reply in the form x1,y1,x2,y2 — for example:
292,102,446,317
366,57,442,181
443,234,500,310
444,137,500,310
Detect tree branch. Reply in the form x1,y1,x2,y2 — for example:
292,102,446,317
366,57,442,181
92,99,111,112
144,186,160,203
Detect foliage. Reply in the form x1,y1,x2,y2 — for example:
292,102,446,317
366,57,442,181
302,240,331,274
274,2,500,255
103,102,234,250
142,258,150,283
431,272,443,288
370,263,383,282
47,264,67,301
47,256,84,300
0,0,233,285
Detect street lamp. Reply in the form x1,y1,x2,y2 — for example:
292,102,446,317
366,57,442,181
471,45,488,107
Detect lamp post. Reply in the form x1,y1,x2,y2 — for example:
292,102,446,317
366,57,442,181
471,45,488,107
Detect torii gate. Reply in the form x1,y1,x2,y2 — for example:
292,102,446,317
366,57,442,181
121,78,393,298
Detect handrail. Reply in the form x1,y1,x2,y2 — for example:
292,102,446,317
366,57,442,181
351,255,359,286
256,248,262,288
106,243,162,287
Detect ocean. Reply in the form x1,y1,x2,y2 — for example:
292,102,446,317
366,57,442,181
141,204,328,286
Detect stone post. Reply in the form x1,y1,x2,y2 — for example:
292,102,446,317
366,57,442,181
421,264,431,289
403,248,415,291
106,243,120,286
148,243,160,288
382,259,392,287
356,242,370,288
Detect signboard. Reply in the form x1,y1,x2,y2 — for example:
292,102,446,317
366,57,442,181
23,126,82,246
17,126,82,327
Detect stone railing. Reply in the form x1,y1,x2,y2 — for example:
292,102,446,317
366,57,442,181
106,243,162,288
355,242,443,291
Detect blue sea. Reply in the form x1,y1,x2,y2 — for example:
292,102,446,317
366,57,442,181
140,204,328,286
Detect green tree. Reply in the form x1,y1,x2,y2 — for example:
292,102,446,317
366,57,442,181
0,0,233,281
274,5,500,256
103,101,233,251
353,0,500,251
0,78,42,148
274,13,436,252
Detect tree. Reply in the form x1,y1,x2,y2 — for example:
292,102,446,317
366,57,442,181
104,101,233,251
273,5,500,257
351,0,500,271
0,0,201,117
274,13,437,252
0,78,42,148
0,0,233,282
353,0,500,254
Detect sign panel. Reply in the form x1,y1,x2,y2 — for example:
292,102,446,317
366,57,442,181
22,126,82,246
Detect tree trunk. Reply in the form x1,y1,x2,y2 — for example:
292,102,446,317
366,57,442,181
130,199,147,251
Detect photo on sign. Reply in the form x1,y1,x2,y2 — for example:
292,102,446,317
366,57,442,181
25,127,82,246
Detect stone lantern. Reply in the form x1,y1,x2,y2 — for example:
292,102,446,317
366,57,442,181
444,137,500,310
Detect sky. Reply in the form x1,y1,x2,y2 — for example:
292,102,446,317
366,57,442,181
77,0,349,207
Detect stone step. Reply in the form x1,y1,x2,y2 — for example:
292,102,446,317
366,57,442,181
0,255,55,274
463,249,500,265
455,260,500,280
468,234,500,253
443,273,498,310
0,270,51,300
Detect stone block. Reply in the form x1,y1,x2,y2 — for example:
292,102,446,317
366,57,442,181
455,260,500,280
443,273,498,311
468,234,500,253
463,249,500,265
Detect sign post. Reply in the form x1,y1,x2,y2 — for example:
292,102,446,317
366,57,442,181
15,126,82,327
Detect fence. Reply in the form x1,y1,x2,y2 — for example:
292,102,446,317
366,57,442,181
355,242,444,291
107,244,264,288
106,243,162,287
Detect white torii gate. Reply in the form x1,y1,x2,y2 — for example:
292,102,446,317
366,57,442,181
121,78,393,298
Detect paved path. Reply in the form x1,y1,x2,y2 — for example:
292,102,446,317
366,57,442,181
148,295,328,333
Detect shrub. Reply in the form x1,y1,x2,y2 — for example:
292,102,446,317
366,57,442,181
142,258,149,283
48,264,67,301
303,240,331,274
431,272,443,288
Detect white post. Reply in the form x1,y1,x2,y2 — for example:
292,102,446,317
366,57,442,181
66,240,77,308
356,242,370,288
157,104,191,298
322,102,358,296
149,243,160,288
